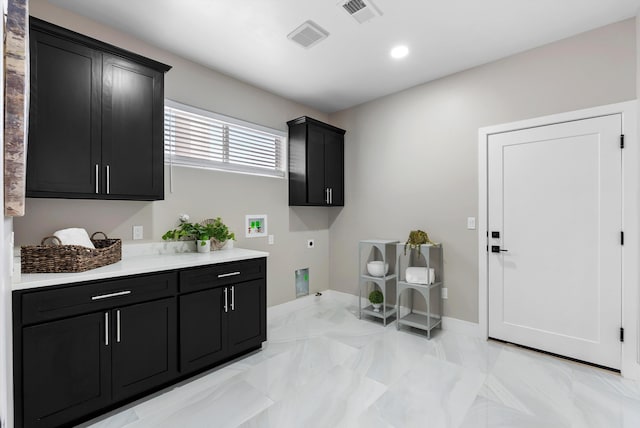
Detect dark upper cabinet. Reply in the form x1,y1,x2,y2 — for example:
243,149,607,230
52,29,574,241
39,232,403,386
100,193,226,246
26,17,171,201
26,30,102,196
21,312,111,428
288,116,346,206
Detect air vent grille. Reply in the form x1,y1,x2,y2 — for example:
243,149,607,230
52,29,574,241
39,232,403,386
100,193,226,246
342,0,367,14
339,0,382,24
287,20,329,49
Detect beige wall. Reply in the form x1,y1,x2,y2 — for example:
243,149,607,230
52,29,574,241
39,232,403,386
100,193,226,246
14,0,332,306
328,18,636,323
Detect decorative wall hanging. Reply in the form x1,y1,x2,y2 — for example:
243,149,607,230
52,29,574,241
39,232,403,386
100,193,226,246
4,0,29,216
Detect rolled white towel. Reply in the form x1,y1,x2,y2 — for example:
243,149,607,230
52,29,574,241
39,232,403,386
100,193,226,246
405,267,436,285
53,228,95,249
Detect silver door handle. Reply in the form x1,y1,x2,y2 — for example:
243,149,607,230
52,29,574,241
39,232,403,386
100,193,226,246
95,164,99,194
92,290,131,301
116,309,121,343
224,287,228,313
106,165,110,194
105,312,109,346
231,286,235,311
218,271,240,278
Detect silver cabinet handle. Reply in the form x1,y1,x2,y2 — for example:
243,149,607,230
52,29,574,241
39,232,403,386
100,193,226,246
329,188,333,204
95,164,99,194
224,287,228,313
325,188,329,204
218,271,240,278
105,312,109,346
92,290,131,301
231,286,235,311
106,165,110,194
116,309,121,343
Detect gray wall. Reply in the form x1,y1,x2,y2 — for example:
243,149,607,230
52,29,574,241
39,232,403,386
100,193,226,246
15,0,332,306
328,18,637,323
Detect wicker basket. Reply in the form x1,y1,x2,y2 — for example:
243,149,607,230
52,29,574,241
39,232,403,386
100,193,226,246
21,232,122,273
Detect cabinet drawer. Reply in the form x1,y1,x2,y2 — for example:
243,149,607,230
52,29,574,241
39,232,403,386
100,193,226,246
20,272,177,325
179,258,266,293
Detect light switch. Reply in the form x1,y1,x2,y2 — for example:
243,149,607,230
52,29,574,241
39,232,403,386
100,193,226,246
133,225,143,240
467,217,476,230
268,235,274,245
442,288,448,299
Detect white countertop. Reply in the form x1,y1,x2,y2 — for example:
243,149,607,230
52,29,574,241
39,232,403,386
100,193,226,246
13,246,269,291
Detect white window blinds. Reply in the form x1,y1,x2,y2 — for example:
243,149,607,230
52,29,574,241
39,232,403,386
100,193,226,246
164,100,286,178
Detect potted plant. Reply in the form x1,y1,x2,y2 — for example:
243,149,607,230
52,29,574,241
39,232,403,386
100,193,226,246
200,217,235,250
368,290,384,312
162,215,235,253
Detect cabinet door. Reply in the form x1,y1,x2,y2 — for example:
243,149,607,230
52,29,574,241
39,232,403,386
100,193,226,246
324,131,344,206
111,298,177,401
306,124,327,205
27,30,102,197
227,279,266,356
179,288,227,374
21,312,110,428
101,54,164,200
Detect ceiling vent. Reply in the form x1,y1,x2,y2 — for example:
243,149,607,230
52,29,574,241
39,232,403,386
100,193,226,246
339,0,382,24
287,20,329,49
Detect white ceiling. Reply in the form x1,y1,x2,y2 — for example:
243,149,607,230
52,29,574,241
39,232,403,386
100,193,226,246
50,0,640,113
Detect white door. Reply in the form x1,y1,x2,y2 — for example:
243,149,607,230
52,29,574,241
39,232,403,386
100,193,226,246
488,114,622,369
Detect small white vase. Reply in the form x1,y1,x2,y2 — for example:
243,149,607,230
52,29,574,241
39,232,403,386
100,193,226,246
372,303,382,312
196,239,211,253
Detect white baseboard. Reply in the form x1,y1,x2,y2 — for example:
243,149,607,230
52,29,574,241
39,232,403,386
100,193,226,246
441,316,482,338
316,290,482,338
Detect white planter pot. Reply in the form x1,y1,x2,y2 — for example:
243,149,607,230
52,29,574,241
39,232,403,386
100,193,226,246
196,239,211,253
372,303,382,312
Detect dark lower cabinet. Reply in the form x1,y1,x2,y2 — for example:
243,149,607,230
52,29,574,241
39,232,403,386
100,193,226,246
227,279,266,356
179,288,226,374
179,277,267,374
22,312,111,428
14,258,267,428
112,298,177,401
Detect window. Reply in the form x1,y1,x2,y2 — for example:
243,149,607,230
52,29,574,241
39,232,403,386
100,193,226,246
164,100,286,178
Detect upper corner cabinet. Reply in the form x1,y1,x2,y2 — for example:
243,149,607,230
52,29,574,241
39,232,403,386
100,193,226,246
26,17,171,201
287,116,346,206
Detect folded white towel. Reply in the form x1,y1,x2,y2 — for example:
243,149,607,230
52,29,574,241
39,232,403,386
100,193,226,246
53,228,95,249
405,267,436,285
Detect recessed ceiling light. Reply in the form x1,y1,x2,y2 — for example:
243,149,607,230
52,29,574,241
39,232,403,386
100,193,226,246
390,45,409,59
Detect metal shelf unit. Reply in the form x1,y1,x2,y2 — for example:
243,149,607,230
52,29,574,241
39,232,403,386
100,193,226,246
358,240,399,326
396,243,444,339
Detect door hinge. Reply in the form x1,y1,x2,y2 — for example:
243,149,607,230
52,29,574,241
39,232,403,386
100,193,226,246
621,231,624,245
620,134,625,149
620,327,624,342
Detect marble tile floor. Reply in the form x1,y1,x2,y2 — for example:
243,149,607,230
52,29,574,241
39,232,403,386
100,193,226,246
81,291,640,428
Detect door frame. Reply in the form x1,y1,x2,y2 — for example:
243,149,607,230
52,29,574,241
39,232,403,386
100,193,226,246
478,100,640,379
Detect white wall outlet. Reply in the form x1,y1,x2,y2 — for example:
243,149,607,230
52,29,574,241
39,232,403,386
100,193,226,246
441,288,448,299
133,225,144,240
467,217,476,230
268,234,274,245
307,239,315,248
